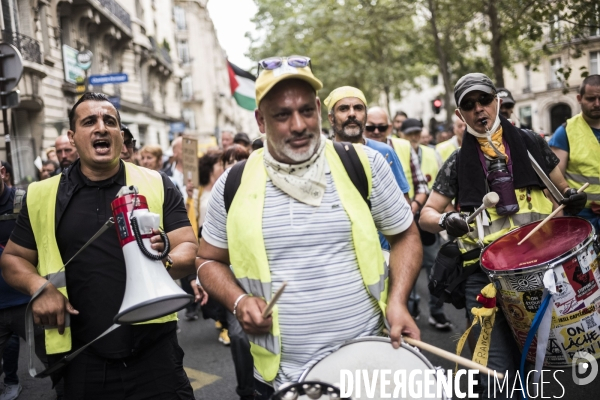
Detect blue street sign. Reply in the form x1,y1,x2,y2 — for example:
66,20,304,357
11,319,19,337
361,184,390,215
89,73,128,85
170,122,186,132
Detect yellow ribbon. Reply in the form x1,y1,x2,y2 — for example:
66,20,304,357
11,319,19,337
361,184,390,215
456,283,498,372
476,127,508,160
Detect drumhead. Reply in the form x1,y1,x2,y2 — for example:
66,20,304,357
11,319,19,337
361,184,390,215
300,337,444,400
481,217,592,272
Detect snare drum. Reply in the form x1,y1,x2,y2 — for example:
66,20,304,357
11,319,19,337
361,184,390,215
480,216,600,368
300,337,447,400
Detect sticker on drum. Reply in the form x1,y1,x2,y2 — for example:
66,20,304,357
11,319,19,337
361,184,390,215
522,289,544,314
556,307,600,363
552,266,585,316
562,256,598,302
505,273,544,291
299,337,447,400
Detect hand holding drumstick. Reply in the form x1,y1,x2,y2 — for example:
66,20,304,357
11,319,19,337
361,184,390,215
518,183,589,246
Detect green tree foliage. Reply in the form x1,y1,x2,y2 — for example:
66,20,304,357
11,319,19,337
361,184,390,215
248,0,428,117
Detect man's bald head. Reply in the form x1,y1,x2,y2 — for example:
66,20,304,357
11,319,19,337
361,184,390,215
365,107,392,143
172,136,183,163
55,134,79,169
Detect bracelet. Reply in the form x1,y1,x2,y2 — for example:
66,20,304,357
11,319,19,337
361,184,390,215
411,199,423,209
233,294,248,315
195,260,215,287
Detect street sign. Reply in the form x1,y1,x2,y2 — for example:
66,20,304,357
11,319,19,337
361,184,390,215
0,43,24,92
0,90,20,109
76,50,93,70
170,122,186,133
62,45,85,85
89,73,129,85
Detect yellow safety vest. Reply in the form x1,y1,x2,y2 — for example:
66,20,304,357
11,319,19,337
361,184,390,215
419,145,439,190
565,113,600,207
459,187,552,264
437,138,460,163
389,137,414,198
27,162,175,355
227,140,388,382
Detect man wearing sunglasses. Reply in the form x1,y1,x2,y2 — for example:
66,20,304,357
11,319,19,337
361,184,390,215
419,73,585,398
196,57,422,398
119,124,136,163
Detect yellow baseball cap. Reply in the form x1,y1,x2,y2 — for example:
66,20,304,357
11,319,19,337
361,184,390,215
255,62,323,107
323,86,367,112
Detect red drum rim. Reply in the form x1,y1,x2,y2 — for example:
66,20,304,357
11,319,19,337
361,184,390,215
481,216,593,272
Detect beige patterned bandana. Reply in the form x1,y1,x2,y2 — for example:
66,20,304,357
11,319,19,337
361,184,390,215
263,137,327,207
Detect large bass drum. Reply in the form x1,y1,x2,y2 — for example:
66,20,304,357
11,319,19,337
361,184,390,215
480,216,600,367
300,337,448,400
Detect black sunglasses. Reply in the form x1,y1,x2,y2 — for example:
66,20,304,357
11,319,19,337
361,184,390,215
460,93,496,111
257,56,312,74
365,124,389,132
124,139,136,149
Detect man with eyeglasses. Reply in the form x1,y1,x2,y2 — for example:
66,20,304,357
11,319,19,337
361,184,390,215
196,57,422,398
419,73,584,398
497,88,516,121
365,107,429,218
119,124,136,163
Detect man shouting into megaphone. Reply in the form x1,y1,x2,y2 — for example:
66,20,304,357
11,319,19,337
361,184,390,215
0,93,198,399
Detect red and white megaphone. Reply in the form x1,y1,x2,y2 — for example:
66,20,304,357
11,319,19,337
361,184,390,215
111,186,192,324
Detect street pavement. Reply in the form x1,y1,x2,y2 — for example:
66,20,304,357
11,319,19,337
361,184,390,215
12,268,596,399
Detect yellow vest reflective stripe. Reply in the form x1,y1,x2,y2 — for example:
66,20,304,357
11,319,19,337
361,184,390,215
458,187,552,264
390,137,413,198
436,139,459,163
419,145,439,190
27,162,174,355
565,113,600,206
227,141,387,382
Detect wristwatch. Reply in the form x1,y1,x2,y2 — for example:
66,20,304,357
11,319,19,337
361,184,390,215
165,255,174,271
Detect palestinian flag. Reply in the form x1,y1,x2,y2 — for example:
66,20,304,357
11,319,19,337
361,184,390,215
228,61,256,111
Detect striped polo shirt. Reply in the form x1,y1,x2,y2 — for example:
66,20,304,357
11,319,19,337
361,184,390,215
202,146,413,387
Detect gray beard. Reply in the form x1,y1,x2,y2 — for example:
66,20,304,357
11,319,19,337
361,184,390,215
334,126,363,142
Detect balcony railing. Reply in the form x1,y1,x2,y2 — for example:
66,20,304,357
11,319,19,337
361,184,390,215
522,87,531,94
1,30,42,64
149,37,173,71
547,81,564,90
97,0,132,30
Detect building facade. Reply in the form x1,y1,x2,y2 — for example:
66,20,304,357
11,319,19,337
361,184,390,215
0,0,255,186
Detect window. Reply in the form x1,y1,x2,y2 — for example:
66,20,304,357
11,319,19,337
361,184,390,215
181,76,193,101
174,6,186,30
591,51,600,75
431,75,439,86
178,40,190,64
519,106,532,130
550,58,562,85
550,15,562,42
524,65,532,92
183,109,195,131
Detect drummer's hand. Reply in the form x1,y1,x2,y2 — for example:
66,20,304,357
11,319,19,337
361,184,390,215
561,188,587,215
386,303,420,349
191,282,209,306
150,228,165,251
235,296,272,334
441,212,471,238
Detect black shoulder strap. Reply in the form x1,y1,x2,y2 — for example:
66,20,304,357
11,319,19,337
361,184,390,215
224,160,247,213
333,141,370,209
223,143,371,212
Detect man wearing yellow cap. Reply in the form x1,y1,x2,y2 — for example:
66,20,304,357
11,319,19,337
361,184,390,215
196,57,422,398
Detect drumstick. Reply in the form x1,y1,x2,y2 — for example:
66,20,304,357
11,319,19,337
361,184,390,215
518,183,589,246
466,192,499,224
402,336,505,379
262,282,287,318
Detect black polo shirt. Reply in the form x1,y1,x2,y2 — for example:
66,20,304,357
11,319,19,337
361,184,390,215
10,160,190,358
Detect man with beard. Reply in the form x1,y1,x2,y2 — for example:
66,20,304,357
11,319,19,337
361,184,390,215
196,58,422,398
55,134,79,172
324,86,410,198
549,74,600,231
419,73,585,398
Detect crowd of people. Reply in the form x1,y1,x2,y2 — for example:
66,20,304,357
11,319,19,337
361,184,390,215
0,57,598,400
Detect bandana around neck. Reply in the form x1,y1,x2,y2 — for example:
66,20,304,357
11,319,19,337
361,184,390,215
263,137,327,207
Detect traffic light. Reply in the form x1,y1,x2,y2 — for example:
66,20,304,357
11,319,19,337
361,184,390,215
432,98,442,114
